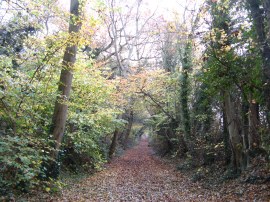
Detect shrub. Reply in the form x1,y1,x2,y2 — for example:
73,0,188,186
0,135,49,194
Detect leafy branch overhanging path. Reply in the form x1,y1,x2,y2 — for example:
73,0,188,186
49,138,267,202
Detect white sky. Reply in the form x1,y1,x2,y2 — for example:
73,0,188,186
58,0,204,20
157,0,204,21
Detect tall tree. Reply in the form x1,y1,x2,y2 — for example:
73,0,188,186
247,0,270,122
49,0,82,177
180,41,192,140
207,0,246,172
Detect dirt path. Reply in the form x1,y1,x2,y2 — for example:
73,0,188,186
55,139,219,201
49,139,269,202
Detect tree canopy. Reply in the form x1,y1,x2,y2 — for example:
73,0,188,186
0,0,269,199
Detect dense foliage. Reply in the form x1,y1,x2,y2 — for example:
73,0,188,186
0,0,269,197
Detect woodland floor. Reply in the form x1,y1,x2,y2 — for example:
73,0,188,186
24,138,270,202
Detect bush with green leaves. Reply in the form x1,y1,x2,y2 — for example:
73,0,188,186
60,63,123,171
0,135,51,194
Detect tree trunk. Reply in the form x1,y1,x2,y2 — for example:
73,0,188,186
224,92,244,173
109,129,120,158
263,0,270,39
242,99,249,146
247,0,270,120
123,110,134,149
222,100,231,165
178,133,188,157
180,42,192,140
43,0,82,179
51,0,81,158
248,98,260,150
241,98,249,167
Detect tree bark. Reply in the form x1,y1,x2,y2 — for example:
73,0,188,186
222,98,231,165
242,98,249,152
51,0,81,158
224,91,244,173
263,0,270,40
180,42,192,140
247,0,270,120
248,98,260,150
123,110,134,149
109,129,120,158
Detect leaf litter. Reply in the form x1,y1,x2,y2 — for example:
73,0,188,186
25,139,269,201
